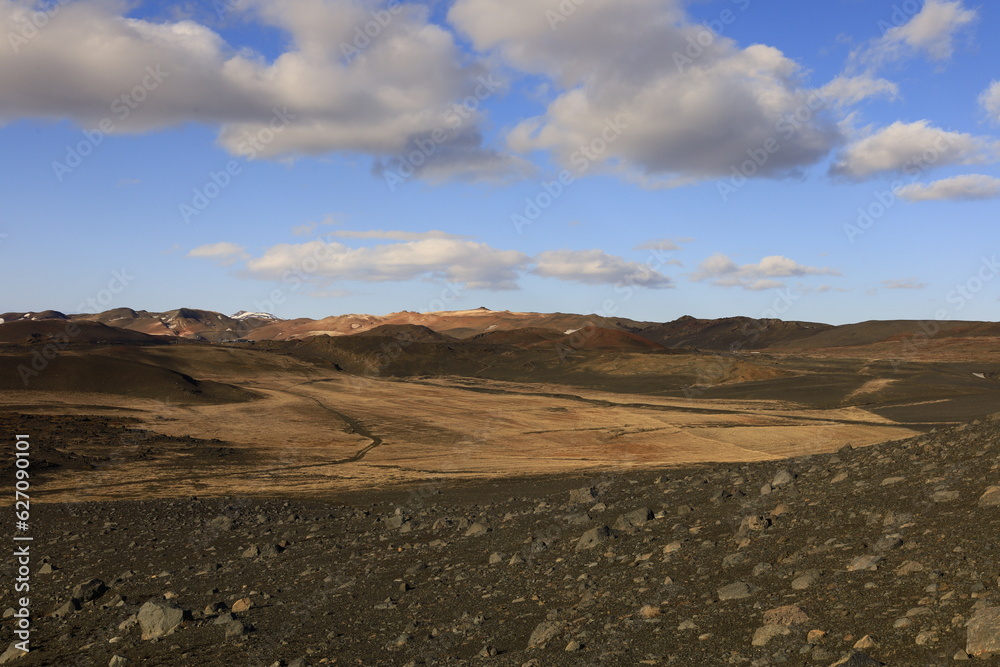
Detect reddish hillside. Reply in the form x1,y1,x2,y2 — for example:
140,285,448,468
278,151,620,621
549,326,668,352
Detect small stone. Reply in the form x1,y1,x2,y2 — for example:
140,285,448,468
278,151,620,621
846,555,882,571
231,598,253,613
853,635,877,650
109,656,129,667
565,639,582,652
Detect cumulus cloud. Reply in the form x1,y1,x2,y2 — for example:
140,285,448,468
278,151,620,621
898,174,1000,201
855,0,977,67
242,237,530,290
981,81,1000,124
830,121,994,180
449,0,841,187
187,242,250,266
881,279,927,290
692,253,839,290
531,250,672,287
188,236,678,291
0,0,518,181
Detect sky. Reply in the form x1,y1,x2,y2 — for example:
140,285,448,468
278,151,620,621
0,0,998,325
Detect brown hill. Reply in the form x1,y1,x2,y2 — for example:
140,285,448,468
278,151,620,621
776,319,1000,349
470,327,567,346
0,352,254,403
640,315,832,350
0,319,165,345
351,324,457,343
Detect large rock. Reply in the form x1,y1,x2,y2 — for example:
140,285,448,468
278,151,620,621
763,604,809,626
613,507,654,531
979,486,1000,508
718,581,756,601
527,620,565,648
575,525,612,552
568,487,597,504
137,600,189,640
967,606,1000,656
0,643,27,664
72,578,108,603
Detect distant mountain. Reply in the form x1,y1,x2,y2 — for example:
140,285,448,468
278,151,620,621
6,306,999,353
639,315,833,350
232,311,282,322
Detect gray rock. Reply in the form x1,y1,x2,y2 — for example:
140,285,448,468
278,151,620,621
569,487,597,504
72,578,108,602
50,599,80,618
137,600,188,640
224,620,251,638
613,507,654,531
108,656,129,667
752,624,791,646
0,643,27,664
967,606,1000,656
771,470,795,487
575,525,612,552
846,554,882,571
527,620,564,648
717,581,756,601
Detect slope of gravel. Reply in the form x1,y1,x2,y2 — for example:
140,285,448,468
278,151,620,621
3,415,1000,666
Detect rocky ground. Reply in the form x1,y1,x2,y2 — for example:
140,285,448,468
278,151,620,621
3,414,1000,666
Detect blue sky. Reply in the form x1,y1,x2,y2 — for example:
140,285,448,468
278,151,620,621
1,0,998,324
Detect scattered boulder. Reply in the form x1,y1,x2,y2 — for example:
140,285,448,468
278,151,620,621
527,620,565,648
717,582,756,601
137,600,189,640
967,606,1000,656
575,525,612,552
72,578,108,603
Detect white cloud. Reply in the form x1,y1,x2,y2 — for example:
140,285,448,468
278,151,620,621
243,237,530,290
634,239,681,252
818,75,899,108
861,0,977,65
881,279,927,290
981,81,1000,123
898,174,1000,201
187,242,250,266
0,0,518,181
188,236,677,291
692,253,839,289
830,121,994,180
532,249,672,287
329,230,470,241
449,0,841,187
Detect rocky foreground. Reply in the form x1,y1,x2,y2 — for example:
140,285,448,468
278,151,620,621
4,416,1000,666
